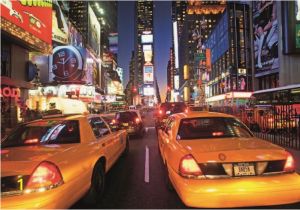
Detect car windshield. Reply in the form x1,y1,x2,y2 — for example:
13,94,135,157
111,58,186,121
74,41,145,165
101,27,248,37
177,117,253,140
118,112,138,122
1,120,80,148
160,103,186,115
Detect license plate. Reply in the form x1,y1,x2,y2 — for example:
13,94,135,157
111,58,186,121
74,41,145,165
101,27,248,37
233,163,255,176
122,123,128,126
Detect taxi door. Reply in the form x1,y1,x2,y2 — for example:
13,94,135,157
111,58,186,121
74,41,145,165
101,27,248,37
89,117,117,169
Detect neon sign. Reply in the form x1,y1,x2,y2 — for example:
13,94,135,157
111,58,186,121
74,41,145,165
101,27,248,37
0,87,20,99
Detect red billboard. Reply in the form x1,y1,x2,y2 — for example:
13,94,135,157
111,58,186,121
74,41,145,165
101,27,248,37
1,0,52,44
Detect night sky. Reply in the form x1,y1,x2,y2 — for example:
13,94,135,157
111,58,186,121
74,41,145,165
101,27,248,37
118,1,172,101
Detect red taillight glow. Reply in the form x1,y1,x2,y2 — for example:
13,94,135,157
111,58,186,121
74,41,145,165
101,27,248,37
135,118,140,123
212,132,224,136
25,161,63,193
184,108,188,113
24,138,39,144
112,119,116,124
159,110,163,115
179,154,202,178
284,153,295,172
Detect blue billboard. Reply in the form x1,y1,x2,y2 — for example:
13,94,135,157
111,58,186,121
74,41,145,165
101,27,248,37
205,10,229,64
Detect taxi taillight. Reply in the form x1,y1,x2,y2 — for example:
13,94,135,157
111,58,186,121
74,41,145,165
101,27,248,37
283,153,295,172
25,161,63,193
179,154,203,178
135,118,140,124
159,110,163,115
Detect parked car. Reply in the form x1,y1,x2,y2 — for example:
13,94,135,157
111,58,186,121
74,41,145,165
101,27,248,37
157,111,300,208
155,102,187,130
1,113,129,208
113,111,145,137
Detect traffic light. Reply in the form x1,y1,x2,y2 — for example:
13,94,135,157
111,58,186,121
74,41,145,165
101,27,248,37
132,86,137,93
167,86,170,91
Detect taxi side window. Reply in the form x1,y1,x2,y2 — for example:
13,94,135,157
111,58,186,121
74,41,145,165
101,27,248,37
89,117,110,138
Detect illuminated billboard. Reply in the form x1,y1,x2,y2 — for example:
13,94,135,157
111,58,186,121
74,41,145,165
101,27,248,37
143,44,152,51
174,75,179,90
141,34,153,44
52,0,68,44
143,86,154,96
144,50,153,63
253,1,279,75
0,0,52,52
143,65,154,83
88,4,101,56
173,21,179,68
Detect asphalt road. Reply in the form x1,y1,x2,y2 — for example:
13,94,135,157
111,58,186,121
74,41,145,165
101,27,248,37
72,111,300,209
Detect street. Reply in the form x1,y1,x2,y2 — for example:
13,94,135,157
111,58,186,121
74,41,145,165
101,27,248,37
72,111,300,209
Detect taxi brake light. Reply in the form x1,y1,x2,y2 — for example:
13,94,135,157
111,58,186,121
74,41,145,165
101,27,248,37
25,161,63,193
179,154,202,178
24,138,39,144
135,118,140,123
184,108,188,113
159,110,163,115
284,153,295,172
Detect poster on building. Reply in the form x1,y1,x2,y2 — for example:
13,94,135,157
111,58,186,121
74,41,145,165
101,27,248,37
52,0,69,44
0,0,52,50
143,65,154,83
88,4,100,56
253,1,279,76
68,21,83,47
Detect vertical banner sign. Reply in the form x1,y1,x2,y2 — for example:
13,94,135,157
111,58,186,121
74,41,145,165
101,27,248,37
143,65,154,83
206,48,211,72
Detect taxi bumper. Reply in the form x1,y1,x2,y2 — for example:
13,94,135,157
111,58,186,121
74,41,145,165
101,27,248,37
169,167,300,208
1,181,85,209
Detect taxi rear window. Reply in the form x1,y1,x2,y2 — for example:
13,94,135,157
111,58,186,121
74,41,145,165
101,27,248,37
177,117,253,140
2,120,80,148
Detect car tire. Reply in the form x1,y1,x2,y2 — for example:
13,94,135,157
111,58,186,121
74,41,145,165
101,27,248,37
165,165,174,191
84,162,105,205
122,136,129,157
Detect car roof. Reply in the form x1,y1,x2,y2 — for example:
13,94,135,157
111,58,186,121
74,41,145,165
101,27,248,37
171,111,236,120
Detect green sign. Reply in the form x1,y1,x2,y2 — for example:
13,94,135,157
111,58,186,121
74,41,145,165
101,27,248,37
296,23,300,48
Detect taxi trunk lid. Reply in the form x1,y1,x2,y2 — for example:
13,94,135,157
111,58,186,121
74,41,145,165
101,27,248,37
179,137,288,163
1,144,75,177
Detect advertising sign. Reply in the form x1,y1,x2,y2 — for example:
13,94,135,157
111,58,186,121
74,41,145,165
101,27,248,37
253,1,279,75
143,65,154,83
49,45,85,83
68,21,83,47
108,33,118,54
143,86,154,96
144,50,153,63
174,75,179,90
143,44,152,51
141,34,153,44
88,4,101,56
52,0,68,44
1,0,52,44
206,49,212,72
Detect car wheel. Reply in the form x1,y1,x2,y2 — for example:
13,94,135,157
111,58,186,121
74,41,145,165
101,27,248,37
165,165,174,191
84,163,105,205
122,136,129,157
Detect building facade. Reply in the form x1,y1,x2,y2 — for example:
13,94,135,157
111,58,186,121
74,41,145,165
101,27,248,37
206,2,252,106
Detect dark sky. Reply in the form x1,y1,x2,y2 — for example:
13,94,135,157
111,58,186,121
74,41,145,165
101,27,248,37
118,1,172,101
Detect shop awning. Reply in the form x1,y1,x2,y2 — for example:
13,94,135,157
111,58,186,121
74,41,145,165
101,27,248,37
1,76,34,89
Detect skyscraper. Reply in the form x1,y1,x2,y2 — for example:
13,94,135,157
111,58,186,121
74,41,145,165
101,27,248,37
134,0,155,106
172,0,226,102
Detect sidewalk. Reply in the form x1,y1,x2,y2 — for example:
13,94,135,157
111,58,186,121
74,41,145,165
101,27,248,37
285,148,300,173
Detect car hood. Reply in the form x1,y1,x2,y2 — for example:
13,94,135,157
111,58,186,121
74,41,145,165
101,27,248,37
1,144,76,177
179,137,288,163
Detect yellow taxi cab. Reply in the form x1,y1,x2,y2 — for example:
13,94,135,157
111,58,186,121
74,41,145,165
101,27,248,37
1,113,129,209
157,111,300,208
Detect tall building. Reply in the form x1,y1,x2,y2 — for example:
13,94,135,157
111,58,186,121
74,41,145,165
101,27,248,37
124,51,136,105
134,0,155,106
172,1,187,41
205,2,252,106
172,1,226,102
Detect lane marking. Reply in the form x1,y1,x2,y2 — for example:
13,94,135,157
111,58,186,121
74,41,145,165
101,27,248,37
144,146,150,183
